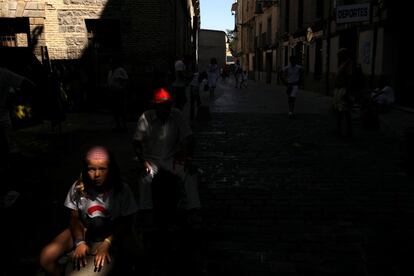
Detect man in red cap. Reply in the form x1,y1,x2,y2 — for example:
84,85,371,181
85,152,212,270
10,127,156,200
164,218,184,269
132,87,201,213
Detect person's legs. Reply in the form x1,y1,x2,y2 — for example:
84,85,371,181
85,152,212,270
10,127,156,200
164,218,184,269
335,109,352,138
290,97,296,113
119,91,128,129
190,87,196,120
344,109,353,137
40,229,73,276
172,86,187,110
195,90,201,107
209,86,215,98
336,111,342,134
288,97,296,118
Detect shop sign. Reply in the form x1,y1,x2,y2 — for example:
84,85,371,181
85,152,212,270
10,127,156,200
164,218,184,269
336,3,370,24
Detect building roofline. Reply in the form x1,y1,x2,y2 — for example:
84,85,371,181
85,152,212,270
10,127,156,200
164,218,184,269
200,29,227,34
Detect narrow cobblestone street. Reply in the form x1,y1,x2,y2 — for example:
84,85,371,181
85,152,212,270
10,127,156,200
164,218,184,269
3,78,414,275
193,79,414,275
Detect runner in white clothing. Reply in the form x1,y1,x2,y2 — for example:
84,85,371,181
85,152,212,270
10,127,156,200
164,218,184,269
132,88,201,212
282,56,304,118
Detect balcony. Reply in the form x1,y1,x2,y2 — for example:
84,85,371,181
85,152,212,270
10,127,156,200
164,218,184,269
255,0,279,14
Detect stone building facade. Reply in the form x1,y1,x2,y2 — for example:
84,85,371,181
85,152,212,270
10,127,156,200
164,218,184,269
277,0,408,103
1,0,200,110
233,0,410,106
232,0,279,83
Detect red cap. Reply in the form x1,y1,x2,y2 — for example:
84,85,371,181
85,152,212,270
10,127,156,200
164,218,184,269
153,88,172,103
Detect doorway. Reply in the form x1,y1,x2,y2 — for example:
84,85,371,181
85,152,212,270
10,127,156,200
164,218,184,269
266,52,273,83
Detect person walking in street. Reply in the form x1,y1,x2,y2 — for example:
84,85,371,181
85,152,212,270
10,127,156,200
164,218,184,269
332,48,354,137
107,57,129,132
207,57,220,98
39,146,138,276
234,60,242,88
221,63,229,82
239,70,249,88
189,71,206,121
282,56,304,119
172,58,188,110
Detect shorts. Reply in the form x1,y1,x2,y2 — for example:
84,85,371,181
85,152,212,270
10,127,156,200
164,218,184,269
286,84,299,98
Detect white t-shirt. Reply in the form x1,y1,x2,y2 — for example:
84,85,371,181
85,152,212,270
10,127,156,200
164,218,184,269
375,85,395,105
207,64,219,88
283,64,303,84
133,108,192,170
173,60,186,87
189,73,200,87
64,181,138,221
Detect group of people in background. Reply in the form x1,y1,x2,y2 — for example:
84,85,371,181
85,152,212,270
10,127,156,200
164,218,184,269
278,48,395,137
234,60,248,89
2,49,398,274
1,52,212,275
39,88,202,275
38,56,209,275
332,48,395,137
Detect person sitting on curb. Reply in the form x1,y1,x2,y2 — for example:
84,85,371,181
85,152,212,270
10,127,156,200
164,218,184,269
39,146,138,276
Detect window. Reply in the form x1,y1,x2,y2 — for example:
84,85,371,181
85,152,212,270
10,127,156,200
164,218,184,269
0,18,30,47
267,17,272,45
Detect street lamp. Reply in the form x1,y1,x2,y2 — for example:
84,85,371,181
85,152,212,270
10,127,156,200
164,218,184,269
254,0,279,14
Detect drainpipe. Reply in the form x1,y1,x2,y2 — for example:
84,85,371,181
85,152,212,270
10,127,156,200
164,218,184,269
325,0,332,96
370,3,380,89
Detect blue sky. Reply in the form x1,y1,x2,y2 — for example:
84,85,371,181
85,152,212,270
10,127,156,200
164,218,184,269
200,0,235,32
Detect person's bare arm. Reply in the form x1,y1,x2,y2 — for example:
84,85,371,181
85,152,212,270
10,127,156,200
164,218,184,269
132,139,152,173
94,215,135,270
69,210,89,270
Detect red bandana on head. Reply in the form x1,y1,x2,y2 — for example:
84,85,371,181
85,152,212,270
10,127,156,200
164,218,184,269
86,146,109,162
153,88,172,103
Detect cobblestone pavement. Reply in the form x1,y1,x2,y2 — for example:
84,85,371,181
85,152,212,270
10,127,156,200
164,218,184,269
192,80,414,276
2,78,414,276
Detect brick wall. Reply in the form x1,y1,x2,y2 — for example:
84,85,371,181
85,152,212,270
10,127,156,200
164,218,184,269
1,0,198,96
